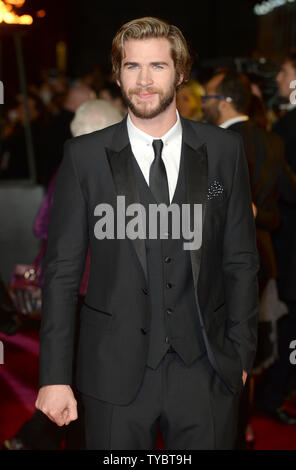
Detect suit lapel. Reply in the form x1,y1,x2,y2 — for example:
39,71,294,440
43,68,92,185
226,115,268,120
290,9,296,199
181,118,208,291
105,118,148,282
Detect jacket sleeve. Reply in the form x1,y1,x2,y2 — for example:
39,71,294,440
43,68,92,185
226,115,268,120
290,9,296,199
255,204,281,232
39,139,88,387
222,135,260,375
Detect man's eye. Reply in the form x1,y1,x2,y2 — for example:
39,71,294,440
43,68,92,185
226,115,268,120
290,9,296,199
153,65,164,69
127,65,138,69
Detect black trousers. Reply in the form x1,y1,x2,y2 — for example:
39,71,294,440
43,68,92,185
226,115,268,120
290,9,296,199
15,295,86,450
256,301,296,411
81,350,242,450
17,393,85,450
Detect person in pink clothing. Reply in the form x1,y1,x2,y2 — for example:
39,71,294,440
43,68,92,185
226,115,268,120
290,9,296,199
33,168,90,296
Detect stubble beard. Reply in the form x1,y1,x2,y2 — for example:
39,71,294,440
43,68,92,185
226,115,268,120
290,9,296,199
119,76,178,119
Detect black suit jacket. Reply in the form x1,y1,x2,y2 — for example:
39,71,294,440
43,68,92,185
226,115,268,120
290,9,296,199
39,116,259,404
229,120,296,228
228,120,296,293
273,108,296,172
272,109,296,301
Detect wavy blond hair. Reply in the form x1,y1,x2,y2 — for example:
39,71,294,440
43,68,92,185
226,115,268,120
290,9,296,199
111,17,192,88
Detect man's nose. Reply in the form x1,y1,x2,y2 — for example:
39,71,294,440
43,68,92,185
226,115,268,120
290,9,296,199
136,67,153,86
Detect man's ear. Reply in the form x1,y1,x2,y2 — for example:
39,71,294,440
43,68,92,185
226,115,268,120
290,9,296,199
177,73,184,88
116,79,121,88
218,99,227,113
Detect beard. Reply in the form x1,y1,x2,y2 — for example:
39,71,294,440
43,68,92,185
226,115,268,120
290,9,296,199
203,103,221,125
119,76,178,119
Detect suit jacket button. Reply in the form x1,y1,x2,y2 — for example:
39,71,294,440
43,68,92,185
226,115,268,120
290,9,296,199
142,288,148,295
141,328,147,335
164,257,172,263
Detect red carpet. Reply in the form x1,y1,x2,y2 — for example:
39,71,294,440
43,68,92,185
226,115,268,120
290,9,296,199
0,328,39,447
0,326,296,450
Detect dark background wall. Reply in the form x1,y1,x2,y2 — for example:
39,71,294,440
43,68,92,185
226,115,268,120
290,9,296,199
3,0,295,101
0,0,258,102
67,0,257,77
3,0,296,103
256,1,296,60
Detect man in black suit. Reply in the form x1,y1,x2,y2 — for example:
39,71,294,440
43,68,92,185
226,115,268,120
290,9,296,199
35,17,259,450
203,70,296,239
203,70,296,428
272,52,296,317
267,52,296,420
274,52,296,173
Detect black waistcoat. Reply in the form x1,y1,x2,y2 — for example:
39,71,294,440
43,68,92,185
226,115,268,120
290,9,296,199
131,150,206,370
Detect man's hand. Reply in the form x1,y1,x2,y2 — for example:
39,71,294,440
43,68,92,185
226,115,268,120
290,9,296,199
242,370,248,386
35,385,78,426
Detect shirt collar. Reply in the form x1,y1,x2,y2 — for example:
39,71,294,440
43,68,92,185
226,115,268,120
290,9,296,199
127,110,182,147
219,115,249,129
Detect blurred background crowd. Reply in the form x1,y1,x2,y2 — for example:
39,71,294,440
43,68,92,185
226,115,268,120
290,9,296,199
0,0,296,451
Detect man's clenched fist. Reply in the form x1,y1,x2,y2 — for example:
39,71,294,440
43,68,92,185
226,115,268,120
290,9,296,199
35,385,78,426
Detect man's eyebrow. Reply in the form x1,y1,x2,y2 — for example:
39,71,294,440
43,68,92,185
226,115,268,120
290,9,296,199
123,62,139,67
150,62,168,66
122,61,169,67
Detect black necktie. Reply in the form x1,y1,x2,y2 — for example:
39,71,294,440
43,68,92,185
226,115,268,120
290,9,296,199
149,139,170,205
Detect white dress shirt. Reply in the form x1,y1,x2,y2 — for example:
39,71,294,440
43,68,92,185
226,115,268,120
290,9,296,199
127,111,182,203
219,115,249,129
